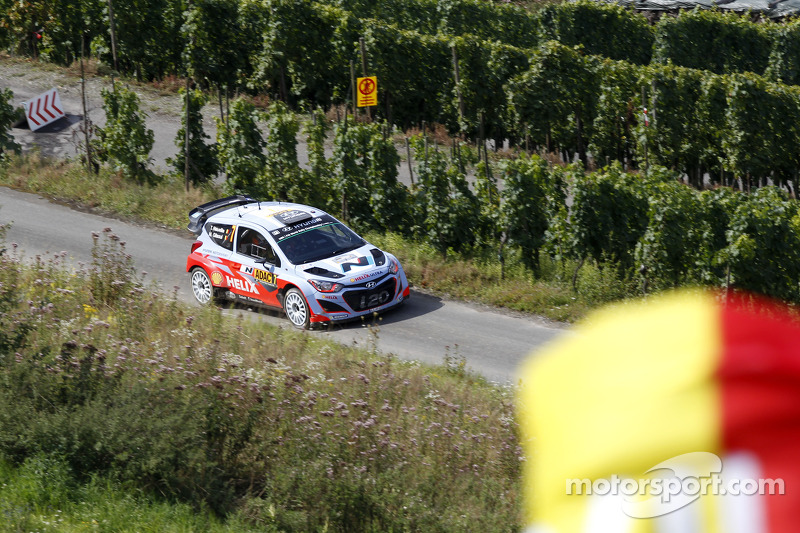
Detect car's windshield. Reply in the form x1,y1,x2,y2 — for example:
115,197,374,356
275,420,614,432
276,220,365,264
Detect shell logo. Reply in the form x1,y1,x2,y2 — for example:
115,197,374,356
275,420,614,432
211,272,223,285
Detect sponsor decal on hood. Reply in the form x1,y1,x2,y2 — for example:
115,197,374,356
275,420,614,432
350,269,386,283
313,248,376,274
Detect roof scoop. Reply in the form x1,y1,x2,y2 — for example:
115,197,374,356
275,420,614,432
275,209,313,226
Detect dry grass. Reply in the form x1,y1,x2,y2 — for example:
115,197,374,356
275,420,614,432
65,57,112,78
367,231,629,322
1,153,216,229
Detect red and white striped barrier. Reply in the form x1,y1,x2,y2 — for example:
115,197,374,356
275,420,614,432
23,88,65,131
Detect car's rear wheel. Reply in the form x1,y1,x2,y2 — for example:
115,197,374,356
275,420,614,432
190,267,215,305
284,288,310,329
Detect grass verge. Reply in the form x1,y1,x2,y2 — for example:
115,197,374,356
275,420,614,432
0,227,523,531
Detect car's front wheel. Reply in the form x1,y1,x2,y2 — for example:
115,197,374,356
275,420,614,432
190,267,215,305
284,288,310,329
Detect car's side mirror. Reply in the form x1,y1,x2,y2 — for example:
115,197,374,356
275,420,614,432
257,256,281,268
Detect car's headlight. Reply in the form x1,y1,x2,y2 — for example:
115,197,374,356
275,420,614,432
309,279,344,293
388,257,400,275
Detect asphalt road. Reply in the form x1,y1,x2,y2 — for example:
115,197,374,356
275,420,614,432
0,187,565,383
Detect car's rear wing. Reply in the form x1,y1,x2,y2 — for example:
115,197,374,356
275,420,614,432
187,195,255,235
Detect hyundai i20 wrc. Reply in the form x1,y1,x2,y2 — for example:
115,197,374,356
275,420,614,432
186,195,410,329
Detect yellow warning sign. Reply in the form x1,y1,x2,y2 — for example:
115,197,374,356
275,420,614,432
357,76,377,107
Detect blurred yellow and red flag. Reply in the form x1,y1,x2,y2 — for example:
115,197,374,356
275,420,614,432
517,291,800,533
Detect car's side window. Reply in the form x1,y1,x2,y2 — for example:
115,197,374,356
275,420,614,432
236,226,279,265
204,222,235,251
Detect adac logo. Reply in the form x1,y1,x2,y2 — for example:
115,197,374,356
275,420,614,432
211,272,223,285
241,266,278,287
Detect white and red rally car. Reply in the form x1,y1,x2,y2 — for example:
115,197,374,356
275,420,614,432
186,196,410,329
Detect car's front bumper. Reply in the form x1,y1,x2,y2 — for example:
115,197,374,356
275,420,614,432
308,272,410,325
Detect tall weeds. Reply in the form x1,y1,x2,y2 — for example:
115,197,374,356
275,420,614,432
0,230,523,532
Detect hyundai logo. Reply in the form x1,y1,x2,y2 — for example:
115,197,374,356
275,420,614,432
366,281,377,289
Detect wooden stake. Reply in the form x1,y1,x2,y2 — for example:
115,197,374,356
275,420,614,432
451,45,464,129
185,77,191,192
359,37,372,120
106,0,119,75
406,137,414,187
80,36,95,173
350,60,357,118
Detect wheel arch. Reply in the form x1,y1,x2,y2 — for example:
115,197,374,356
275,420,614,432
277,282,301,308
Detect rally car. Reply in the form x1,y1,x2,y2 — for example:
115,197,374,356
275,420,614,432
186,195,410,329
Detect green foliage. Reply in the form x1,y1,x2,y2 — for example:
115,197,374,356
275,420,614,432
253,0,358,107
327,0,538,48
765,19,800,86
693,73,730,184
589,59,638,167
498,154,564,276
722,187,800,301
330,118,376,226
329,0,439,35
696,186,744,284
329,120,410,232
507,41,598,160
0,456,263,533
97,83,156,184
635,65,704,180
723,73,800,187
169,87,218,185
449,36,530,139
3,0,53,57
473,148,499,247
217,98,266,196
567,163,649,271
0,89,21,160
28,0,105,66
10,0,800,188
183,0,249,92
261,100,302,201
437,0,539,48
362,19,452,128
653,8,773,76
635,174,705,289
258,102,329,209
0,0,12,50
102,0,185,80
302,108,335,210
535,0,654,65
0,270,32,359
411,136,480,256
366,123,410,233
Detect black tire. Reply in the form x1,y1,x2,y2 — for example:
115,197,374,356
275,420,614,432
190,267,216,305
283,288,310,329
